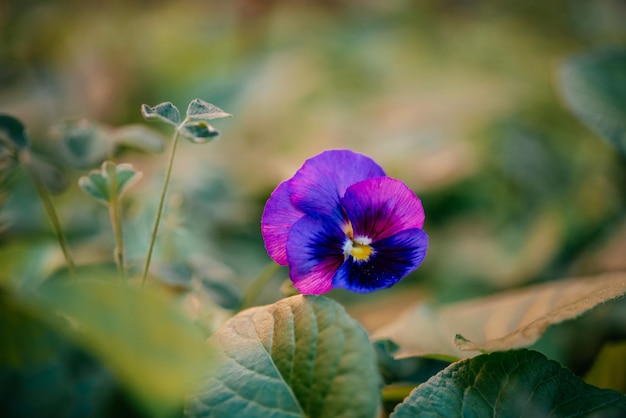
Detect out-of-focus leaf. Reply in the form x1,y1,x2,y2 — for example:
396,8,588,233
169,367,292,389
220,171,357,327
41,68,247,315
141,102,181,126
0,114,29,149
1,291,78,418
177,121,219,143
53,119,112,169
78,161,142,205
25,154,68,194
185,295,380,418
559,48,626,157
390,350,626,417
372,272,626,360
0,290,63,367
1,289,145,418
585,341,626,393
42,279,211,417
185,99,232,121
110,125,166,154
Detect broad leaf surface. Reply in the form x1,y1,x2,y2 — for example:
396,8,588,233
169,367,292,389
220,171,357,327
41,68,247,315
41,279,211,416
185,295,380,418
558,48,626,157
141,102,181,126
186,99,231,121
0,114,28,149
0,291,129,418
178,121,219,143
372,272,626,359
390,350,626,417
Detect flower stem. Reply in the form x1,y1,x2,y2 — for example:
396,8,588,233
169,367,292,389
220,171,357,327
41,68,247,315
141,130,181,286
238,261,281,311
109,165,126,280
31,170,75,275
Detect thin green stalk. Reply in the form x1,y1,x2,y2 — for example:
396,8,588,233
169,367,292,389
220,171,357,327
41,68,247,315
106,164,126,280
31,172,75,275
141,130,181,286
238,261,281,311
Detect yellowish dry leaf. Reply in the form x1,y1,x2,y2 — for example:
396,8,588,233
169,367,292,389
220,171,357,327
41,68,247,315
372,272,626,359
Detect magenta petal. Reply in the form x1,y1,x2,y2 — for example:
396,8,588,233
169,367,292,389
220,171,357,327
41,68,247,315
342,177,425,241
333,228,428,292
289,149,386,219
261,180,304,265
286,215,345,295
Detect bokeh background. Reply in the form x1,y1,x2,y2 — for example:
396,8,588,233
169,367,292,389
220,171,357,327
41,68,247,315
2,0,626,355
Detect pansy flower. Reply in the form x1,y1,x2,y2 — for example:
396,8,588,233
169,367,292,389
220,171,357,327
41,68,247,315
261,149,428,294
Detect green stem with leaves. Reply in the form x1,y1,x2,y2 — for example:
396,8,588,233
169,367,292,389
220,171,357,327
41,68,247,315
141,130,181,286
30,166,75,275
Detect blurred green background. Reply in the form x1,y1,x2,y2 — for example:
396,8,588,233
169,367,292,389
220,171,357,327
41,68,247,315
2,1,626,416
2,0,626,320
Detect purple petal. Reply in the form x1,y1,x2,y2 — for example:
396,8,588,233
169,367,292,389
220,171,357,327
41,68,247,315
342,177,425,241
261,180,304,265
289,150,386,219
332,228,428,292
286,215,345,295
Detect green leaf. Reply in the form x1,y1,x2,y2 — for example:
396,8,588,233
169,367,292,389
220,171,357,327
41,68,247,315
41,279,212,417
390,350,626,418
141,102,181,126
177,121,219,143
372,272,626,360
186,99,232,121
78,161,142,204
53,119,112,169
558,48,626,157
0,114,29,149
1,282,146,418
185,295,381,418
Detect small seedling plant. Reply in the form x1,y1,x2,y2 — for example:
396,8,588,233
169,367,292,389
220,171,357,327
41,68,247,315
1,48,626,418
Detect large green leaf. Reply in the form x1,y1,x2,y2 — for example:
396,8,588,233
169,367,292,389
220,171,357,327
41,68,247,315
391,349,626,417
41,279,211,417
558,48,626,157
185,295,381,418
0,290,132,418
372,272,626,360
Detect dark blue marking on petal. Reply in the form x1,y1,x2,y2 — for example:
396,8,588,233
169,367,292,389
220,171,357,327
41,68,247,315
332,228,428,292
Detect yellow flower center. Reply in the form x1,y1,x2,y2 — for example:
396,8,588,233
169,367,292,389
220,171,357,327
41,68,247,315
349,241,374,261
342,221,374,262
